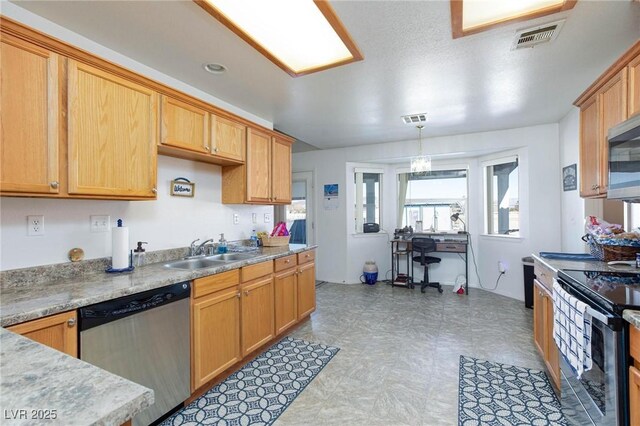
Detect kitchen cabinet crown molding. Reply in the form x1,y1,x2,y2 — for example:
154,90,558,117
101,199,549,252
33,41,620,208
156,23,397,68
574,39,640,107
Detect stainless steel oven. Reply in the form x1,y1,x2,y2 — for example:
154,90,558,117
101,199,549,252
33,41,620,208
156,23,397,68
556,271,632,426
608,114,640,202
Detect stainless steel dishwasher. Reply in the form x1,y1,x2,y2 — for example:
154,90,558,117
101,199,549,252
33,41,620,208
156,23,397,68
79,282,190,426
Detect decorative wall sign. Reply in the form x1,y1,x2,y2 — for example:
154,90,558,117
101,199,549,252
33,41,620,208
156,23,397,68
323,184,339,210
562,164,577,191
171,177,195,197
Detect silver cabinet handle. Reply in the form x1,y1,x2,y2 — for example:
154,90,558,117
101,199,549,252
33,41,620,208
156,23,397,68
50,181,59,189
236,292,241,298
285,259,290,263
244,290,249,296
204,145,210,151
67,318,76,327
151,188,157,194
214,147,219,153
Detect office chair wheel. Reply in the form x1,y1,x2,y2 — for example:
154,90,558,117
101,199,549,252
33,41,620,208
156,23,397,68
438,287,443,293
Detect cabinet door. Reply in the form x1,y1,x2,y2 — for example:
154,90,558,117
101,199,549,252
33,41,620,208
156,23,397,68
192,288,241,391
274,267,298,334
631,366,640,426
297,261,316,319
0,35,59,194
211,114,245,162
246,128,272,203
67,60,157,198
579,94,601,198
599,69,628,194
161,96,209,154
544,293,561,391
7,311,77,357
533,279,545,356
241,276,274,356
271,137,292,204
629,53,640,118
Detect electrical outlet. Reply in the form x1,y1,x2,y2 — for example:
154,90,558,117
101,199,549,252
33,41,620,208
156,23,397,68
233,214,239,225
27,215,44,236
90,215,111,233
252,213,257,224
264,213,271,223
498,261,507,273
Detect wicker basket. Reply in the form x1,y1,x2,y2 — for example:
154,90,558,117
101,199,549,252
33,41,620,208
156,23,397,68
260,235,290,247
582,234,640,261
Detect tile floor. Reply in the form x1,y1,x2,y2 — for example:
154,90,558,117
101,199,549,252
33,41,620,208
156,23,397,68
276,282,545,425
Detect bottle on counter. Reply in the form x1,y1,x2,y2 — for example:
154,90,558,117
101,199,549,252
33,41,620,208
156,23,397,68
217,233,228,254
250,229,258,247
133,241,148,267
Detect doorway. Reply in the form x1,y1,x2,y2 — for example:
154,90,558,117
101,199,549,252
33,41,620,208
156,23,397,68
275,171,314,245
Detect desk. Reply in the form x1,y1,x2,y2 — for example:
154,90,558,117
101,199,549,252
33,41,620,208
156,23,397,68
390,233,469,294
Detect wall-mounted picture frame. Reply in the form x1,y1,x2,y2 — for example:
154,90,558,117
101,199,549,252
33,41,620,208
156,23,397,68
170,177,195,197
562,164,577,192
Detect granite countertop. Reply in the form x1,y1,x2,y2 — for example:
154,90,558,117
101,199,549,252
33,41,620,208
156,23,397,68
0,244,316,327
530,253,630,274
623,310,640,329
0,328,153,426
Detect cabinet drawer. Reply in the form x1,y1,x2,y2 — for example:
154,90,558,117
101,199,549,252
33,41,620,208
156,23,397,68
631,324,640,362
534,260,555,291
193,269,239,299
435,243,465,253
241,260,273,283
274,254,296,272
297,250,315,265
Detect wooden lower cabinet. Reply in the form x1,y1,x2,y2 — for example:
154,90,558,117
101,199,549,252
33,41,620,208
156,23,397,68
191,286,241,391
532,278,560,391
297,260,316,320
7,310,77,357
241,275,275,356
274,267,298,334
630,365,640,426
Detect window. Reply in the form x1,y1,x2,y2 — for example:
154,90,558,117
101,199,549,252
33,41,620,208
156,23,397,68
354,170,382,233
484,157,519,236
398,170,467,232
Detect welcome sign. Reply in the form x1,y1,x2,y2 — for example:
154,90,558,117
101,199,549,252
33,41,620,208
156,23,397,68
170,178,195,197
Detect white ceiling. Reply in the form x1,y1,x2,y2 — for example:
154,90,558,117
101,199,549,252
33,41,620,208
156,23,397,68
10,0,640,151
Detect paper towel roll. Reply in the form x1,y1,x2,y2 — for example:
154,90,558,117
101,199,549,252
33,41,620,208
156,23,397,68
112,226,130,269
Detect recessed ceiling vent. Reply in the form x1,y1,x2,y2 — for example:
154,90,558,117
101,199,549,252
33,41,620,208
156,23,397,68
401,113,427,125
511,19,565,50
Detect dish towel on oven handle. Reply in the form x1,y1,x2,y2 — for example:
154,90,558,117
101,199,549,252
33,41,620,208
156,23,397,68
552,279,592,378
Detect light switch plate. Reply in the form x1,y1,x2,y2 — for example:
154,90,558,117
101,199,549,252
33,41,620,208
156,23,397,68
27,215,44,236
264,213,271,223
233,214,239,225
252,213,257,224
90,215,111,233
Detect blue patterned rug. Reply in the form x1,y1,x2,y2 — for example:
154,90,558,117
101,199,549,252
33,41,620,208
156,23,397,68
161,336,339,426
458,356,566,426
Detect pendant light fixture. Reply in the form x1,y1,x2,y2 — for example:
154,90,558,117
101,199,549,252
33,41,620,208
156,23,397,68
410,125,431,174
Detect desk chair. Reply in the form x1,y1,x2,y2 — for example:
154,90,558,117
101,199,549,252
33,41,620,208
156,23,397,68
411,237,443,294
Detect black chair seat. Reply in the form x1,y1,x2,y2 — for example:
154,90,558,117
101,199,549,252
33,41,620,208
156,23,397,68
411,237,444,294
412,255,441,265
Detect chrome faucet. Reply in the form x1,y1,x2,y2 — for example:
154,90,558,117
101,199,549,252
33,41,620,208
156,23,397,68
188,238,214,257
188,239,200,257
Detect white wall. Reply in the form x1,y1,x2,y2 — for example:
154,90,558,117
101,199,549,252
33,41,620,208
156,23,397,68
293,124,562,301
0,156,273,270
559,108,587,252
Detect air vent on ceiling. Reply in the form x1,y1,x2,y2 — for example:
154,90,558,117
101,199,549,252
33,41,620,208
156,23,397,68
401,113,427,125
511,19,565,50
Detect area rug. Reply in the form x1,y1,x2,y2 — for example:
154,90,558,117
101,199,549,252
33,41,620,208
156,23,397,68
458,356,566,426
161,336,340,426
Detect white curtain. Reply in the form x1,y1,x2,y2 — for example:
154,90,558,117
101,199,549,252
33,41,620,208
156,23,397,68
397,173,409,228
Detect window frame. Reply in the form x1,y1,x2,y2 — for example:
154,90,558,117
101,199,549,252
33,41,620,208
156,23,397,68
482,155,520,238
354,167,383,233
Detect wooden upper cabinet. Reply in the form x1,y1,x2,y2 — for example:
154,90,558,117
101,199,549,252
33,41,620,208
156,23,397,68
246,128,272,203
211,114,245,162
0,35,59,195
579,94,601,198
629,53,640,118
67,61,158,198
7,310,78,357
271,136,292,204
599,69,628,194
161,96,209,154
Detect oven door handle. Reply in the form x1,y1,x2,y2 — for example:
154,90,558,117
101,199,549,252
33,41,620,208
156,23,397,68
585,304,623,330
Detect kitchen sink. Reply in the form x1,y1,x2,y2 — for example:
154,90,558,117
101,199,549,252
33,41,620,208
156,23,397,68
207,253,257,262
163,258,228,270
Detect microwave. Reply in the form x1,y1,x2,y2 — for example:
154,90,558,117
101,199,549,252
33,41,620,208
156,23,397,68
608,114,640,202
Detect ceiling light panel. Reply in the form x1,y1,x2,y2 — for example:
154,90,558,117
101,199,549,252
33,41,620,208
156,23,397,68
463,0,564,30
198,0,363,76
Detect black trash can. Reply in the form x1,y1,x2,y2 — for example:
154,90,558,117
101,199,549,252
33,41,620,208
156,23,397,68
522,257,534,309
